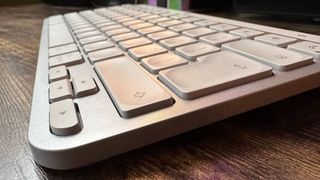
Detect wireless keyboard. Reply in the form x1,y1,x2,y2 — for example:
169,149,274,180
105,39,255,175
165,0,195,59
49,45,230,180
28,4,320,169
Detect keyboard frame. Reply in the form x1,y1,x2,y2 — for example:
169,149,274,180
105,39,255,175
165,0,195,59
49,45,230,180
29,5,320,170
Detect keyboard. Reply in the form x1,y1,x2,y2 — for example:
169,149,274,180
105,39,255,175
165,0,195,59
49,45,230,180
28,4,320,170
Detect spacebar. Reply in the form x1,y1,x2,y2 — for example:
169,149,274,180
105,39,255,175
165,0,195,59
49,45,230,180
94,56,173,118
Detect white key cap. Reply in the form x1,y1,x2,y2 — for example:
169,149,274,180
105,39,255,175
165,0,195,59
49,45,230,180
141,53,188,74
180,17,202,23
72,75,99,97
105,28,131,36
223,39,314,71
95,56,173,118
79,35,107,45
158,20,184,28
170,14,188,19
49,23,74,47
200,32,240,46
122,19,144,26
149,17,170,24
50,99,82,136
254,34,298,47
194,20,218,27
128,44,167,61
159,51,273,99
159,36,197,50
82,41,114,53
74,27,96,34
87,48,123,63
129,22,154,30
49,15,64,25
100,24,123,32
119,37,152,51
288,41,320,61
49,51,83,68
137,26,165,35
230,28,264,39
147,30,179,42
182,27,217,39
168,23,198,32
77,31,101,39
111,32,140,43
96,21,117,28
175,42,220,61
49,79,73,103
210,24,239,32
49,66,69,82
49,43,78,57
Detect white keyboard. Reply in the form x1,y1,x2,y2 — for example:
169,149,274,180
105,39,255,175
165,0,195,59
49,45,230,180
28,4,320,169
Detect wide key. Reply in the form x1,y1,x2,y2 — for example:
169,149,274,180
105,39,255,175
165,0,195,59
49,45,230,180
159,51,273,99
95,56,173,118
223,39,314,71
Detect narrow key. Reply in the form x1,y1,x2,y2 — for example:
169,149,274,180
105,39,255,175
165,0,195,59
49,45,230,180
105,28,131,37
100,24,123,32
72,75,99,97
49,23,74,47
210,24,239,32
168,23,198,32
254,34,297,47
128,44,167,61
82,41,114,53
149,17,170,24
288,41,320,61
111,32,140,43
200,32,240,47
87,48,123,63
122,19,144,26
72,24,92,31
95,56,173,118
230,28,264,39
74,27,96,34
49,66,69,82
159,51,273,99
141,53,188,74
159,36,197,50
182,27,217,39
79,35,107,45
49,43,78,57
129,22,154,30
147,30,179,42
137,26,165,35
158,20,184,28
77,31,101,39
119,37,152,51
49,51,83,68
223,39,314,71
175,42,220,61
49,79,73,103
96,21,117,28
50,99,82,136
140,15,161,21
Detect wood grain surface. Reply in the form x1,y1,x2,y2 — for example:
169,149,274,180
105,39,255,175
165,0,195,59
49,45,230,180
0,4,319,180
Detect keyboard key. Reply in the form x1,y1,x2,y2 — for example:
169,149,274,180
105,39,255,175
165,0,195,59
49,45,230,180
141,53,188,74
229,28,264,39
96,21,117,28
158,20,184,28
194,20,218,27
50,99,82,136
74,27,96,34
159,51,273,99
254,34,298,47
170,14,188,19
82,41,114,53
140,14,161,21
49,43,78,57
288,41,320,61
223,39,314,71
137,26,165,35
168,23,198,32
111,32,140,43
175,42,220,61
79,35,107,45
77,31,101,39
149,17,170,24
94,56,173,118
182,27,217,39
49,51,83,68
180,17,202,23
49,66,69,82
129,22,154,30
200,32,240,46
147,30,179,42
128,44,167,61
159,36,197,50
72,24,92,31
100,24,123,32
119,37,152,51
49,23,74,47
122,19,144,26
87,48,123,63
72,75,99,97
210,24,239,32
49,79,73,103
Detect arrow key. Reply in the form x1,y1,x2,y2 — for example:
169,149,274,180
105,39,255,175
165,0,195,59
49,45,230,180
72,75,99,98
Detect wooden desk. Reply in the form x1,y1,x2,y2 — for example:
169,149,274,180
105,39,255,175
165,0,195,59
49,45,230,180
0,4,319,179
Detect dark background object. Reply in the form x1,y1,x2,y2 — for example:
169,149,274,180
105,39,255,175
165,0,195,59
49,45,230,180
234,0,320,18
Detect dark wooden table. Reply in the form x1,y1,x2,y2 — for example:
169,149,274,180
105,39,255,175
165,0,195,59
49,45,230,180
0,4,319,180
